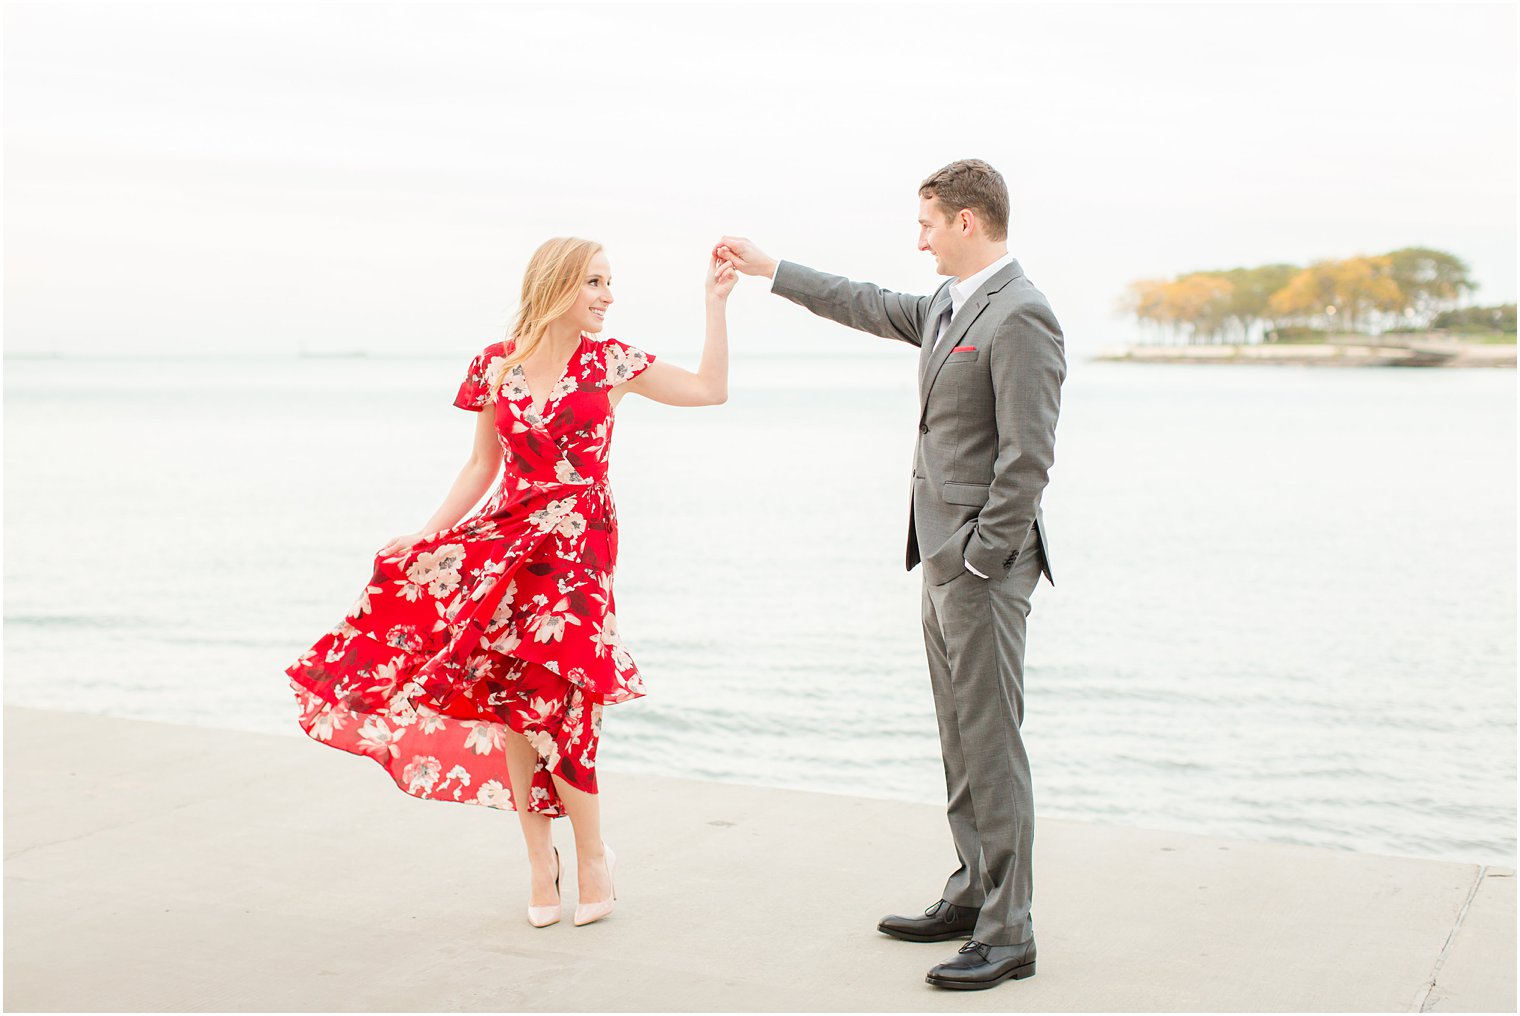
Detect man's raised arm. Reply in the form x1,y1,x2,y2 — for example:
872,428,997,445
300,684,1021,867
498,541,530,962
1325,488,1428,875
715,236,931,348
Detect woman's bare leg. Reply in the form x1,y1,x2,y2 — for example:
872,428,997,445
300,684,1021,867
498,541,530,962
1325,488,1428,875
503,729,559,907
550,775,610,903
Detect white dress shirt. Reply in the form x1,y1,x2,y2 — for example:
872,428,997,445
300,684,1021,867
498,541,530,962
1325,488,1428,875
933,251,1015,351
770,253,1014,580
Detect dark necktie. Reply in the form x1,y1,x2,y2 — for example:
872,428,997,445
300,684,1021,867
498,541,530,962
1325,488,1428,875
931,301,953,350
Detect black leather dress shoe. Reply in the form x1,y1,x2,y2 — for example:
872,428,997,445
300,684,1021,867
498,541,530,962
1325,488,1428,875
877,899,980,942
925,938,1036,990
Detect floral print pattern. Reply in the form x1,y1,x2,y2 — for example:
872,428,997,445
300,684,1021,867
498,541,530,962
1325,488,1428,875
287,333,655,817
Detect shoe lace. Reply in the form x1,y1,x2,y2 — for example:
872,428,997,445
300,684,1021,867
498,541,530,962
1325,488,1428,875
958,940,990,958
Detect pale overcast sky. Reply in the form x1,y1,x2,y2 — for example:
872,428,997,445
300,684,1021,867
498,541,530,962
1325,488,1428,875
4,2,1516,359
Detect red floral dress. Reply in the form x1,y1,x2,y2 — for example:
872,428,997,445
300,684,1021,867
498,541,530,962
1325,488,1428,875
286,333,655,817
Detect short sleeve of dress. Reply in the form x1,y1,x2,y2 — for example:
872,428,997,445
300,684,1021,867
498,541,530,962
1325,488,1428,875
600,336,656,389
453,344,503,411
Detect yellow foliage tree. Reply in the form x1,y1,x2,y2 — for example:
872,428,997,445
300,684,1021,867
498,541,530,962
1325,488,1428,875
1167,274,1235,343
1120,279,1173,341
1124,248,1475,344
1120,275,1235,344
1268,256,1403,332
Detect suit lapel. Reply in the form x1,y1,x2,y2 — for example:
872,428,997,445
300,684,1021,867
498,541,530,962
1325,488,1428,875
919,295,989,411
918,285,954,385
919,259,1025,418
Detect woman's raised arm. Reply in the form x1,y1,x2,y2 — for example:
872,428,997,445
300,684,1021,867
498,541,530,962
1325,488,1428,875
614,254,735,409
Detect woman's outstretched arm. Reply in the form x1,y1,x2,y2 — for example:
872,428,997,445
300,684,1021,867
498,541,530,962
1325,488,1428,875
378,410,503,557
614,254,735,408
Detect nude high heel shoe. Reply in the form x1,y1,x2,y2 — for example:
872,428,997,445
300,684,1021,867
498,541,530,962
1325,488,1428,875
527,846,561,928
573,842,617,926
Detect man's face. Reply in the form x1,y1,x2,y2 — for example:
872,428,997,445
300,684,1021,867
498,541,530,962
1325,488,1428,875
917,196,964,277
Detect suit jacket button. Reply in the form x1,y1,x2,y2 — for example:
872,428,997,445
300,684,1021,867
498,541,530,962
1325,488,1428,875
919,423,929,434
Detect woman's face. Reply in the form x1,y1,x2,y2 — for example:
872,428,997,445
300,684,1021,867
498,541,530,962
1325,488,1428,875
565,250,614,334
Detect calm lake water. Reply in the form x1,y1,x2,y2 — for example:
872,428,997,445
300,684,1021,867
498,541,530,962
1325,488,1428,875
5,351,1515,867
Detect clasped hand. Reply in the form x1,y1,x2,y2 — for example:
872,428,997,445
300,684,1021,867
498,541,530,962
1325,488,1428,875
708,250,738,299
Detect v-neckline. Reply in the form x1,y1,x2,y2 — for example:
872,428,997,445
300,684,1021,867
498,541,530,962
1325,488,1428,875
514,334,584,421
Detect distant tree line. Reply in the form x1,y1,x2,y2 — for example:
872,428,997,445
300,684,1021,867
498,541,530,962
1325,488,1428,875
1425,303,1516,334
1120,248,1508,345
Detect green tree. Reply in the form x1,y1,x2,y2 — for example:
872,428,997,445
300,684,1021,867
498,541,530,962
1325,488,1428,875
1220,263,1299,341
1431,303,1516,333
1386,247,1475,327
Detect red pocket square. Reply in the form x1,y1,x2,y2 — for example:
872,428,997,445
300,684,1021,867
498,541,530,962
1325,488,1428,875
952,344,977,353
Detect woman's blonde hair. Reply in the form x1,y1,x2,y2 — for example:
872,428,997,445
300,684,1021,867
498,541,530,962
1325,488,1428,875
490,236,603,395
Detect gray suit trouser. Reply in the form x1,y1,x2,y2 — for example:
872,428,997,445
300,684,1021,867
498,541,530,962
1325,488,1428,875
921,520,1044,946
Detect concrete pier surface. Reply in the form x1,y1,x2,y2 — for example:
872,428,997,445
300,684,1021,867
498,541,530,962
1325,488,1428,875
4,706,1513,1012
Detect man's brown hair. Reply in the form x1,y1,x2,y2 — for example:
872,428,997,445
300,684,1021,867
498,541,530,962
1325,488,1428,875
919,159,1009,242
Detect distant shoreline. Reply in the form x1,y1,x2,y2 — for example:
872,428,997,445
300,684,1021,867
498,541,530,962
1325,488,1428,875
1095,337,1516,368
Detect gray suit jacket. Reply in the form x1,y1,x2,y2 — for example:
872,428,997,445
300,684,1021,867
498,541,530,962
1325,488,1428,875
772,258,1065,586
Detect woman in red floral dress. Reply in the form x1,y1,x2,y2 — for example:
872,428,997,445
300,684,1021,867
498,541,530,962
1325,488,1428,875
286,237,734,927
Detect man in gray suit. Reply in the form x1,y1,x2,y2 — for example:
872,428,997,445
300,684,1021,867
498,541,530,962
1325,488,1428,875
716,159,1065,991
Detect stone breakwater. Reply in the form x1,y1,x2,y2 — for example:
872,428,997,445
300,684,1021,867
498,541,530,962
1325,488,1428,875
1096,339,1516,368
